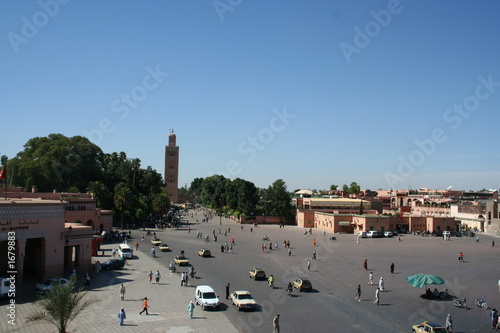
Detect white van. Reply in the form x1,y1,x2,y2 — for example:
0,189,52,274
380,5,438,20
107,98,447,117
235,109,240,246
195,285,220,310
118,244,134,259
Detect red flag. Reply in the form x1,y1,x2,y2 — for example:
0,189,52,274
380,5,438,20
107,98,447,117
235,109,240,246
0,166,5,180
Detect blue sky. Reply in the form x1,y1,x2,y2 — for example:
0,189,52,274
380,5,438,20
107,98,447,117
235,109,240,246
2,0,500,192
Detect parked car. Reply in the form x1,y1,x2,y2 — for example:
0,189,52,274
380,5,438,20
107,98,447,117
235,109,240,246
367,231,379,238
231,291,257,311
292,277,312,291
174,255,189,266
383,231,393,237
249,268,266,280
159,243,170,252
195,285,219,310
101,259,125,270
357,231,367,238
411,321,447,333
462,231,475,237
35,278,69,294
452,231,462,237
390,230,398,236
198,249,211,257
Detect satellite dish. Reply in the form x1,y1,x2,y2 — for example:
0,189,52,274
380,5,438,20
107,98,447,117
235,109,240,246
446,186,453,190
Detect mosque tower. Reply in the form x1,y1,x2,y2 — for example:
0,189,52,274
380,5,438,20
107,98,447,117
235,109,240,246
164,129,179,203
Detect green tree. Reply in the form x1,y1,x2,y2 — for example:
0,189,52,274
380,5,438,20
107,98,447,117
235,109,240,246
26,275,98,333
342,184,349,193
349,182,361,195
152,190,171,220
8,134,104,192
87,181,112,209
330,184,338,191
114,183,131,230
262,179,293,217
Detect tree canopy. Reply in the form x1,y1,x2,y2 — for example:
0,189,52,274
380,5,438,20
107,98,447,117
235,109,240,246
6,134,166,227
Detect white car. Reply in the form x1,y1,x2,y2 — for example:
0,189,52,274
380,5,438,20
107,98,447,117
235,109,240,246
383,231,393,237
35,278,69,294
231,291,257,311
195,285,219,310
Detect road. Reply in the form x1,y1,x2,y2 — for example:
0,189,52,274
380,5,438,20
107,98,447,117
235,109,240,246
133,210,499,332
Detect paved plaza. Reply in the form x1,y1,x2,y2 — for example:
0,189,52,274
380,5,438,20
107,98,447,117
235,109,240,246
3,211,500,332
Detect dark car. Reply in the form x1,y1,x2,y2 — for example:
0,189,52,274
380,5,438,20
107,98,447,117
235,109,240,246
101,259,125,270
451,231,462,237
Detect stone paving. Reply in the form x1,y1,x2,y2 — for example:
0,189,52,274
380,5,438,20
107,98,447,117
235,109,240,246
2,241,239,333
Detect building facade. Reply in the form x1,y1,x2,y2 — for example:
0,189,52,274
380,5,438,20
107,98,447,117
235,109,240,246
164,130,179,203
0,198,95,285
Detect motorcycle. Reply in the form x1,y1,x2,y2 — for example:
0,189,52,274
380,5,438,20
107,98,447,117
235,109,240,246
475,298,488,309
452,297,467,308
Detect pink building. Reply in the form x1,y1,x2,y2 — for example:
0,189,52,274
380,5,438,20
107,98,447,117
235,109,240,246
0,198,95,285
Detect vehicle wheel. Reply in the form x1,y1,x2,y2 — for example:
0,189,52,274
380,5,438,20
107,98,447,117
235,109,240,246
482,303,488,309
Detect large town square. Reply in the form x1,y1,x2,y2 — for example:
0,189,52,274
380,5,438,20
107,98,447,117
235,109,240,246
3,210,500,332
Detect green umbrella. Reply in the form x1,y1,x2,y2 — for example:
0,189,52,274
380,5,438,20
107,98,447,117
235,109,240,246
406,274,445,288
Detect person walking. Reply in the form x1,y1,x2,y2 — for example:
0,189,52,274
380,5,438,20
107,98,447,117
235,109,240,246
379,277,385,291
493,240,495,247
288,248,291,256
374,287,380,305
307,260,311,271
445,314,452,332
476,235,479,243
181,272,186,286
312,250,316,260
148,270,153,283
117,308,126,326
139,297,149,315
355,285,361,301
363,259,368,270
226,283,230,299
273,314,280,333
369,272,374,285
187,300,195,319
268,275,275,289
151,247,156,258
491,309,498,329
135,242,139,251
313,238,317,246
390,263,395,274
155,270,161,284
119,284,126,300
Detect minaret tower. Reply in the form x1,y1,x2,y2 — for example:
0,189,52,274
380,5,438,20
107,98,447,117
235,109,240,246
164,129,179,203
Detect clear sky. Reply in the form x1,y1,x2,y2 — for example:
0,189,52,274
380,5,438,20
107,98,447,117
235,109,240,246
2,1,500,192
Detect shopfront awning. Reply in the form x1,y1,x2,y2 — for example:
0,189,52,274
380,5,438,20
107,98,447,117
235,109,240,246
338,221,351,226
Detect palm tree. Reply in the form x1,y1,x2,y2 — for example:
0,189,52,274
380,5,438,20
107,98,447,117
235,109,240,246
152,191,171,223
114,183,131,230
26,276,98,333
